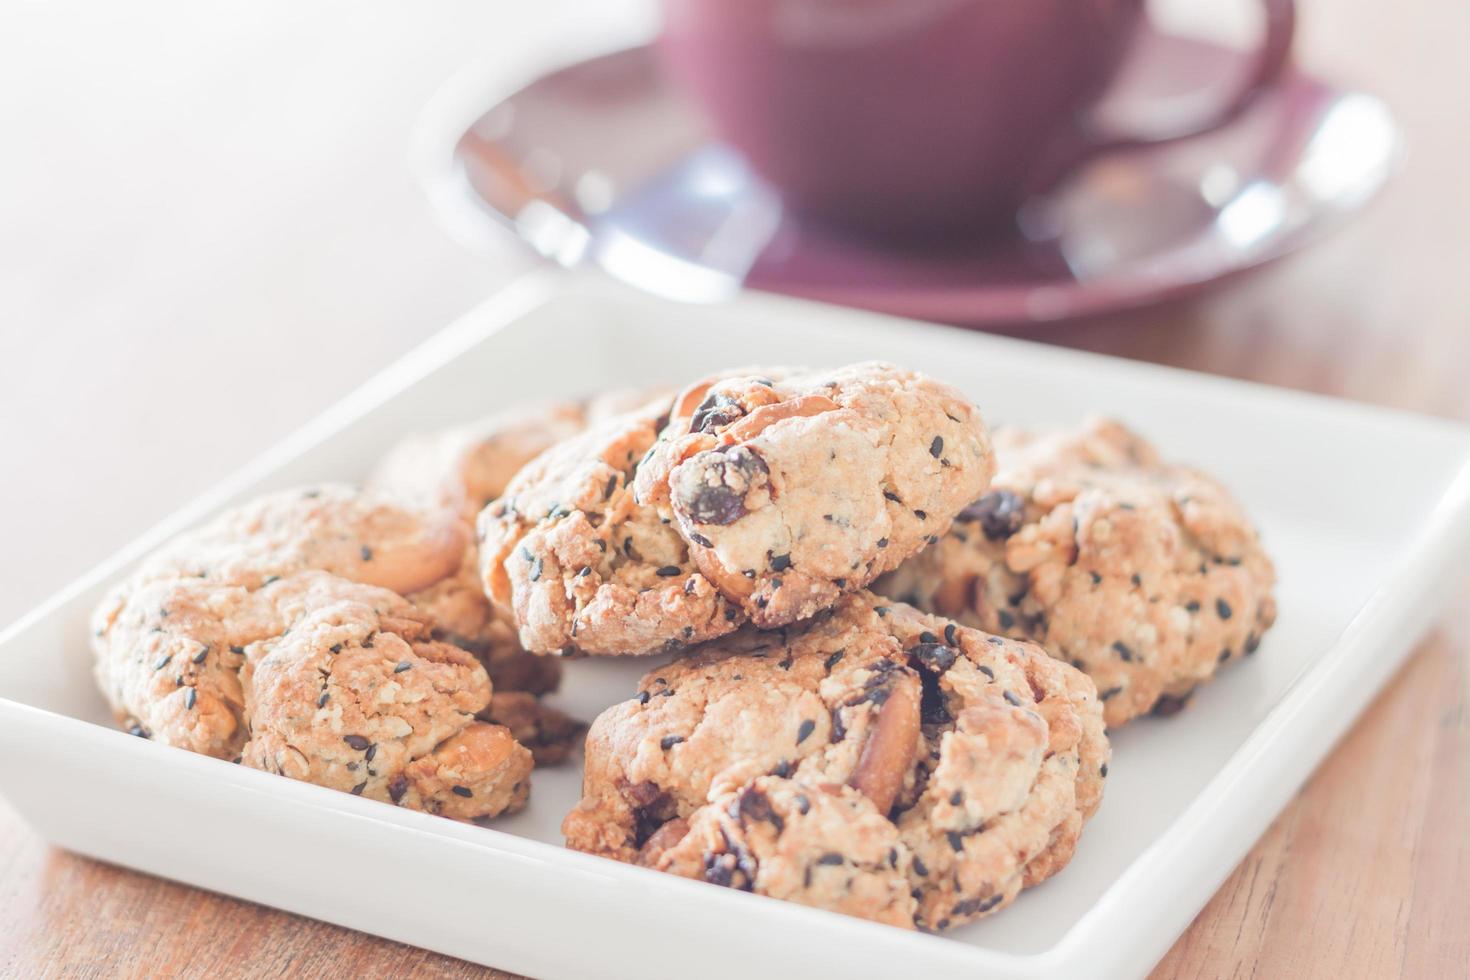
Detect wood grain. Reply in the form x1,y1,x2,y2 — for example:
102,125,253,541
1,0,1467,977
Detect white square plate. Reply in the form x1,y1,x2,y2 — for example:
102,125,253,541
4,272,1468,979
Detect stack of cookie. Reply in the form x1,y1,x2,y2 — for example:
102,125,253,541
90,362,1275,934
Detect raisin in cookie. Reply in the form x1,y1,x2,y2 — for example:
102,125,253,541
563,591,1107,930
96,570,532,819
876,418,1277,728
479,364,994,658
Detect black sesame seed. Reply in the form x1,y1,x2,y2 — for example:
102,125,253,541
978,665,994,679
1131,573,1142,587
656,565,682,577
1099,687,1122,700
796,719,815,744
929,436,944,458
915,510,927,520
1090,571,1103,585
452,785,473,798
913,856,929,876
943,624,958,646
229,645,245,655
1003,690,1022,707
772,759,792,778
184,688,197,710
825,649,846,670
393,661,412,674
153,655,171,671
883,490,901,503
1216,598,1234,620
351,781,367,796
605,473,618,499
361,545,373,561
919,631,939,644
690,532,713,548
1185,600,1201,613
317,692,330,708
795,794,810,814
388,775,408,802
1218,648,1232,663
997,610,1015,630
770,553,792,571
365,743,377,762
1112,641,1134,662
660,735,685,750
875,606,890,618
876,537,888,549
343,734,371,751
816,852,844,866
191,646,209,665
636,690,651,705
329,643,342,654
947,831,964,852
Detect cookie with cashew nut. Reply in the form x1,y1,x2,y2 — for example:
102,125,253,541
373,391,667,694
96,570,533,819
90,484,588,820
478,363,995,657
110,482,549,695
875,418,1277,728
373,390,666,523
562,591,1108,930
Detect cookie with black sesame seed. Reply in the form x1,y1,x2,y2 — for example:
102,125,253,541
372,389,667,523
875,418,1277,728
97,570,533,819
480,364,995,658
113,482,562,698
477,399,736,657
88,486,567,821
562,591,1107,930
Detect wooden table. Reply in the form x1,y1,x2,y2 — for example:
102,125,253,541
1,0,1466,976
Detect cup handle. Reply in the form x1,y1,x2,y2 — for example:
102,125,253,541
1085,0,1297,151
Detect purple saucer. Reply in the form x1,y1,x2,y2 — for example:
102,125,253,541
430,29,1400,327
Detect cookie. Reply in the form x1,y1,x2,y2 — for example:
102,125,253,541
97,570,532,820
562,591,1108,931
876,418,1277,727
125,482,562,699
373,393,666,692
89,485,574,820
479,364,994,657
373,391,663,523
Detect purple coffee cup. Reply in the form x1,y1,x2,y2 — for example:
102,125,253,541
658,0,1296,235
